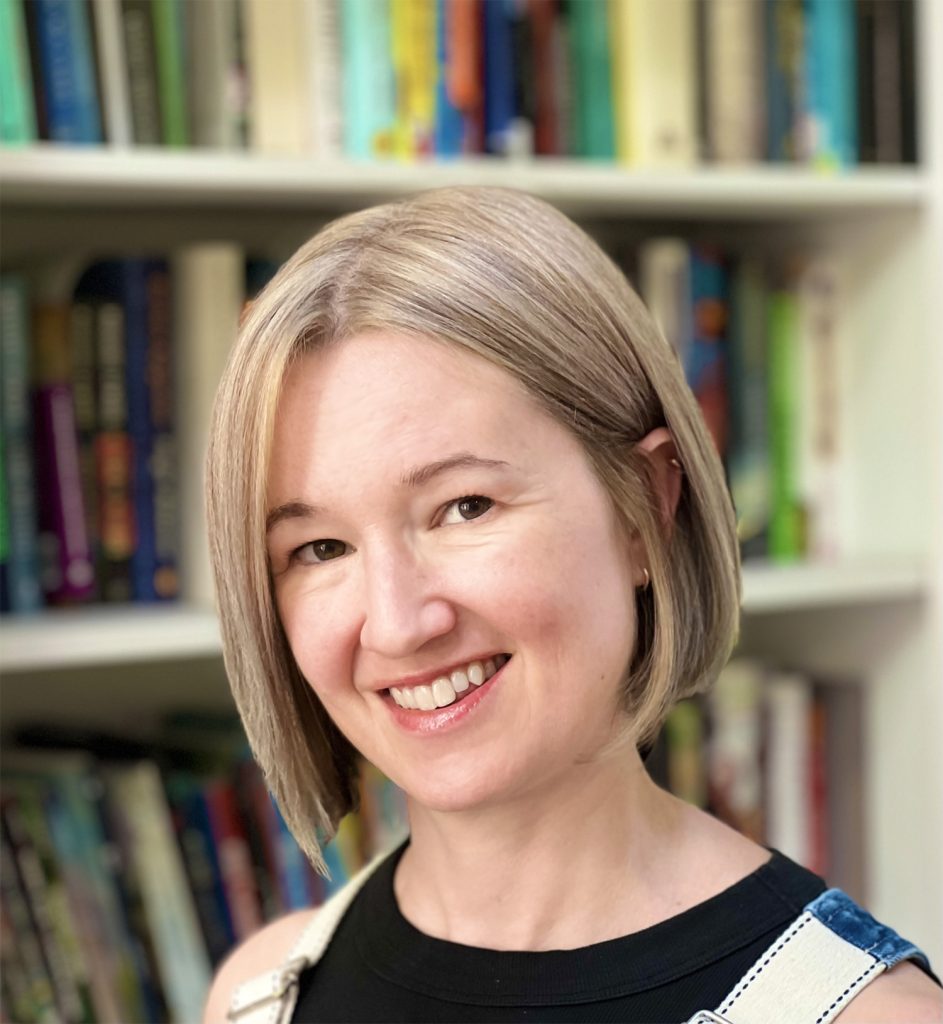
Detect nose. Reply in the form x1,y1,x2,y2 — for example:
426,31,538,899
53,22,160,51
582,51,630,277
358,543,457,657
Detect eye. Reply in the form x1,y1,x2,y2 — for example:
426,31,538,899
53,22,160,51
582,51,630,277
291,539,349,565
439,495,494,526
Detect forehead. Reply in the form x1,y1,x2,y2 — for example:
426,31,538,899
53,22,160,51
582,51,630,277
267,332,568,499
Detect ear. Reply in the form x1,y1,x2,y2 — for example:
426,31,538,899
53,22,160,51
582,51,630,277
634,427,683,537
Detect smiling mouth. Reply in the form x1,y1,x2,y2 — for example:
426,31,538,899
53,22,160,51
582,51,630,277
385,654,511,711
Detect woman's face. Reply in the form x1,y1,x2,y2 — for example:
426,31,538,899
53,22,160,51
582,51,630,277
266,332,641,813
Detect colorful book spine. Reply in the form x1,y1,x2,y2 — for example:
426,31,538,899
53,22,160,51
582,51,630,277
764,0,803,161
433,0,464,156
341,0,391,158
151,0,188,147
0,0,38,143
568,0,612,159
800,0,857,168
446,0,484,154
184,0,245,148
32,306,95,603
306,0,344,157
146,264,179,600
687,247,730,460
27,0,103,143
528,0,561,156
70,300,100,601
121,0,163,144
0,275,42,612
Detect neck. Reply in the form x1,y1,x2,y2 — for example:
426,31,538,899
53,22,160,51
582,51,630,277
393,751,693,951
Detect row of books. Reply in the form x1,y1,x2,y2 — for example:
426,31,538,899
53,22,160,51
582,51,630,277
0,658,864,1023
645,658,865,895
633,241,845,564
0,727,408,1024
0,0,918,166
0,233,844,613
0,257,278,613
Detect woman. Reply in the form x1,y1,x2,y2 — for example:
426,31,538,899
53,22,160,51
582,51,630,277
203,187,940,1023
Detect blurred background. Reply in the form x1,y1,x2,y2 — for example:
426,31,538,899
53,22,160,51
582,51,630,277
1,0,942,1020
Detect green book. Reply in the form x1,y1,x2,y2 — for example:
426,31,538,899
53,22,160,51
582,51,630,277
767,289,803,562
0,0,37,143
567,0,615,159
151,0,188,146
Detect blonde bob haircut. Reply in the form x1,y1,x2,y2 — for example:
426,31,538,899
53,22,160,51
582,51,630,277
206,186,740,872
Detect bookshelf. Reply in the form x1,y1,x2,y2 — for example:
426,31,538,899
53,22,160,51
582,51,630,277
1,0,941,1005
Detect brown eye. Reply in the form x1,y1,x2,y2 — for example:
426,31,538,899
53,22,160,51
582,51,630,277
440,495,494,526
294,539,348,564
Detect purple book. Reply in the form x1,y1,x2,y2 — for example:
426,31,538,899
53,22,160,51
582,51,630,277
32,307,95,603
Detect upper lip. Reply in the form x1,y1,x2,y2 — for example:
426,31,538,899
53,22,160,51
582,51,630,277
369,653,506,692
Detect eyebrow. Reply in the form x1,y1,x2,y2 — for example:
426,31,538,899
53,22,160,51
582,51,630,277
265,453,511,534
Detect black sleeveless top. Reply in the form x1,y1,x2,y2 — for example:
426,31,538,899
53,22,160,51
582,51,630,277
291,840,835,1022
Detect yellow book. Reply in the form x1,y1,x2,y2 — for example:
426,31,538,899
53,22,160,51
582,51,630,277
391,0,436,160
609,0,697,167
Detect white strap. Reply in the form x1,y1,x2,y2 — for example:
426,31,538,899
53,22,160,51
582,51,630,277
686,907,886,1024
226,848,391,1024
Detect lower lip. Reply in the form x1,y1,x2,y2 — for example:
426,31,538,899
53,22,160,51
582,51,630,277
383,661,509,735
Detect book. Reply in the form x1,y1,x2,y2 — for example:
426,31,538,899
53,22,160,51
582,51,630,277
340,0,395,159
103,761,212,1024
482,0,516,156
764,0,803,161
800,0,857,168
433,0,465,157
528,0,562,156
763,670,813,867
0,0,37,143
727,256,770,560
173,242,245,606
90,0,133,146
703,0,765,163
0,275,42,612
688,246,730,460
69,300,100,601
637,237,694,374
151,0,188,147
243,0,308,155
568,0,612,159
447,0,484,154
305,0,344,157
767,284,803,562
26,0,103,143
31,305,96,604
121,0,163,144
391,0,435,159
184,0,246,148
609,0,697,166
707,659,765,843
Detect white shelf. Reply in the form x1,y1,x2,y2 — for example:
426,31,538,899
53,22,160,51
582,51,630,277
0,562,926,674
0,146,928,218
0,605,221,672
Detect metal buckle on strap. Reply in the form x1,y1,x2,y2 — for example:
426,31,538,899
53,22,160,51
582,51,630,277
685,1012,733,1024
227,956,309,1021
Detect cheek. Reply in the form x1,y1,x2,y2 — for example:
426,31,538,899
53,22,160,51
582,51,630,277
276,583,357,701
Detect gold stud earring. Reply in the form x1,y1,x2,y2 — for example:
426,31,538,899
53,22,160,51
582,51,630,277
669,458,683,472
640,567,651,590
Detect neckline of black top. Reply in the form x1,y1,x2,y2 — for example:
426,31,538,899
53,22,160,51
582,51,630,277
346,840,826,1007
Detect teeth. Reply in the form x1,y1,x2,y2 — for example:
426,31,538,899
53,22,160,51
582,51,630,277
389,655,508,711
432,677,456,707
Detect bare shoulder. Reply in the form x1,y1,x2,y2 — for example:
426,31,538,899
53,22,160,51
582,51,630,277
202,908,317,1024
833,961,943,1023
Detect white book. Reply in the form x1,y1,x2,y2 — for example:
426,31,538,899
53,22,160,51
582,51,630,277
90,0,133,147
173,242,245,607
764,670,813,867
796,257,846,562
244,0,308,155
106,763,212,1024
637,237,693,370
305,0,344,157
705,0,765,163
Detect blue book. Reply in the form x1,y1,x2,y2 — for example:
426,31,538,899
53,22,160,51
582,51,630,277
764,0,802,161
687,248,730,461
74,260,166,603
803,0,857,168
30,0,103,143
433,0,463,157
341,0,393,158
483,0,515,155
0,275,43,612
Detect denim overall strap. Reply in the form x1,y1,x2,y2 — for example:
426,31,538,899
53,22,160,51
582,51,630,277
226,849,390,1024
687,888,934,1024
